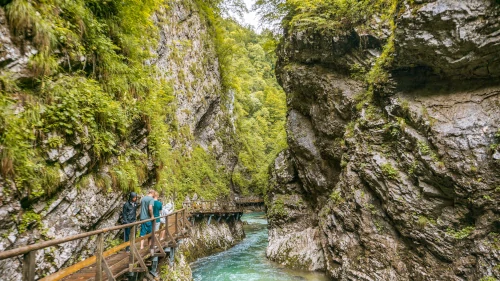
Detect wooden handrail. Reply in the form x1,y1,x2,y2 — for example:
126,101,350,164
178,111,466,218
0,209,187,260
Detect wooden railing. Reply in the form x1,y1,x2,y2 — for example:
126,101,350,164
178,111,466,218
235,197,265,204
0,209,190,281
184,200,241,213
182,198,264,214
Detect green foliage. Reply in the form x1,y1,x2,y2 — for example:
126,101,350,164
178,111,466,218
19,211,42,234
105,238,122,250
42,76,128,158
381,163,399,180
256,0,393,35
416,215,436,228
2,0,286,208
268,198,287,218
198,8,287,195
1,0,168,202
330,190,344,205
446,226,475,240
479,277,497,281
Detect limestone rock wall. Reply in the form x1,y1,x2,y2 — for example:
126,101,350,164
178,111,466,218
153,0,236,165
180,216,244,263
267,0,500,280
0,0,235,279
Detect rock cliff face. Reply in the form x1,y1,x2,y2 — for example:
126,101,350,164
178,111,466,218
267,0,500,280
0,0,235,279
153,0,236,166
180,217,244,263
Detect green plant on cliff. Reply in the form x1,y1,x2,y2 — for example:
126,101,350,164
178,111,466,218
268,198,287,218
256,0,393,35
1,0,171,202
479,277,497,281
2,0,286,208
19,211,42,234
381,163,399,180
330,190,344,205
446,226,475,240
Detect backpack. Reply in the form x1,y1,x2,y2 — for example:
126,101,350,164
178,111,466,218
118,210,125,224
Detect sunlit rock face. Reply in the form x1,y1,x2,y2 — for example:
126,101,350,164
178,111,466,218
181,218,245,263
267,0,500,280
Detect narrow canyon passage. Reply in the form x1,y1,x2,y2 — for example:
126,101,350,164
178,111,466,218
191,213,329,281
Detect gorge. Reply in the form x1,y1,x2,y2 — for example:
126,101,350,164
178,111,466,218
1,0,500,280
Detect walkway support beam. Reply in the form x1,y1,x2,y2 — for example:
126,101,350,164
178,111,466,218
22,250,36,281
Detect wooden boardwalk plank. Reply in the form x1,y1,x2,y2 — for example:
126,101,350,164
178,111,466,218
60,221,184,281
29,203,251,281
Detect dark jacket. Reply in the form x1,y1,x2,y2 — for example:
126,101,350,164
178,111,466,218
122,192,138,224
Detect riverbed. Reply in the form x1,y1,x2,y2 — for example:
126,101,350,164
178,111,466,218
191,212,329,281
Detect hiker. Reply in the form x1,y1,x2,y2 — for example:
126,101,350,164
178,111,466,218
150,191,163,277
140,190,155,249
160,201,174,238
182,195,191,209
161,202,175,267
122,192,138,252
153,191,163,232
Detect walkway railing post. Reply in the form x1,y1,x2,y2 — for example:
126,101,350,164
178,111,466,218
129,225,135,272
96,233,104,281
175,212,178,236
151,219,156,255
22,250,36,281
183,209,187,229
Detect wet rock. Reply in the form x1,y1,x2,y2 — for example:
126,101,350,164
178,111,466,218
268,0,500,280
180,218,245,263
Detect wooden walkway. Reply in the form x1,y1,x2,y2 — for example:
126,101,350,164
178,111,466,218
0,209,191,281
56,215,188,281
0,198,264,281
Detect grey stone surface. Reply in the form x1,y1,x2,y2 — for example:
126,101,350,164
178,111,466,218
267,0,500,279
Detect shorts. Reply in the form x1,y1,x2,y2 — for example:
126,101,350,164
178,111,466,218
140,221,152,237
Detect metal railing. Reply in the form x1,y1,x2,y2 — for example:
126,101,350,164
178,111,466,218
0,209,190,281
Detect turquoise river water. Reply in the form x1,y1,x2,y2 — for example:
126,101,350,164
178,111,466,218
191,212,329,281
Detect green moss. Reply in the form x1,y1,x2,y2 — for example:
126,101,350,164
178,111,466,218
479,277,497,281
381,163,399,180
416,215,436,228
446,226,474,240
365,203,377,215
19,211,42,234
269,198,287,218
345,121,356,138
330,190,344,205
408,161,419,175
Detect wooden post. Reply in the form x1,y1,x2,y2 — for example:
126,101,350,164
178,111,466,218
95,234,104,281
22,250,36,281
183,210,186,229
129,225,135,272
175,212,178,237
151,219,156,255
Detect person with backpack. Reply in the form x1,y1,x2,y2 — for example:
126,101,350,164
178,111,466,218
140,190,156,249
122,192,138,252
